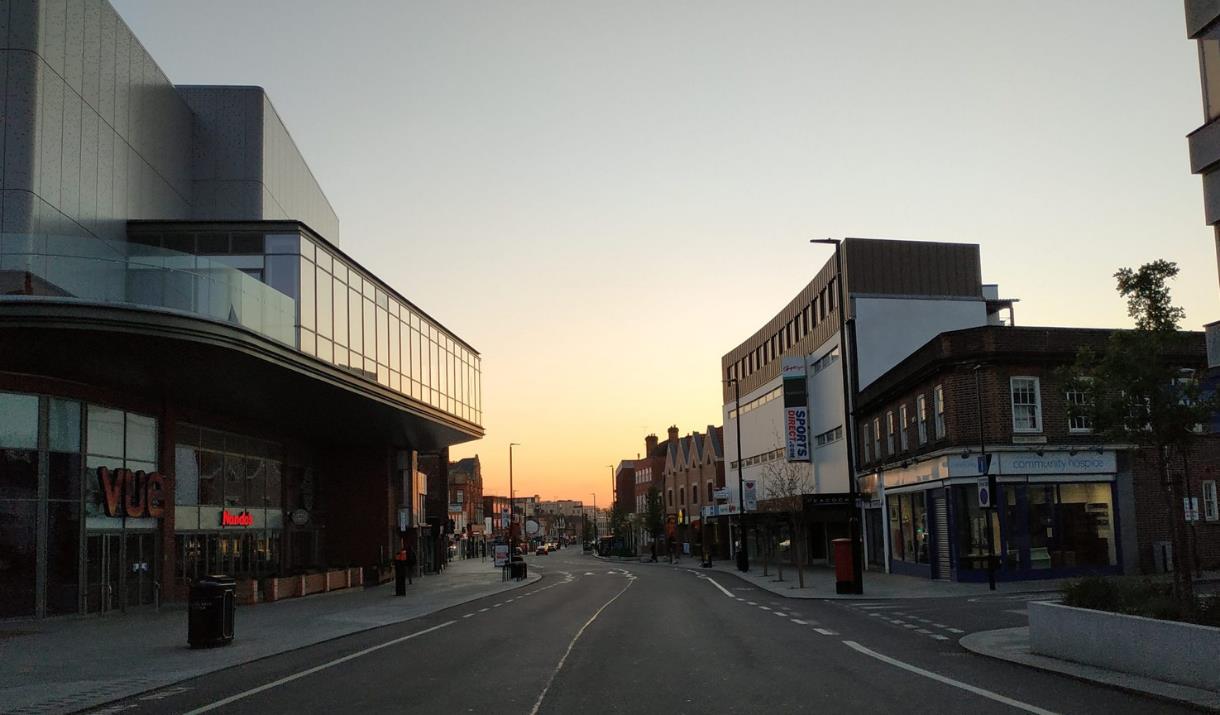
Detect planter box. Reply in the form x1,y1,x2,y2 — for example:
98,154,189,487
302,573,326,596
235,578,260,605
1029,601,1220,692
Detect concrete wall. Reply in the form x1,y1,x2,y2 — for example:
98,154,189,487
853,296,987,389
1029,601,1220,691
179,86,340,243
1,1,340,245
1,0,193,241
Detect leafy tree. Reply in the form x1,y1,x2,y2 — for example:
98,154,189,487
1066,260,1218,606
645,486,664,542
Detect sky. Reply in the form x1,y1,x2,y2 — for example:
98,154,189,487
113,0,1219,508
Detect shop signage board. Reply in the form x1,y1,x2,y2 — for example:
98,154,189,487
97,467,167,519
743,480,758,511
718,502,740,516
493,543,510,567
397,507,409,531
785,406,811,462
220,509,253,527
713,487,730,500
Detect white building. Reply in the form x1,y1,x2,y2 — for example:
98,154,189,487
720,238,1013,567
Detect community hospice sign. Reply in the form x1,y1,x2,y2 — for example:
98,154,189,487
785,406,811,462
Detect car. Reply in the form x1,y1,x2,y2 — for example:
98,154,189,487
536,545,549,556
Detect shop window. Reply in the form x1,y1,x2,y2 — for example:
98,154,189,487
679,487,685,505
199,450,223,506
1055,483,1116,567
1204,481,1218,521
0,499,37,617
1010,377,1042,433
888,492,928,564
175,445,200,506
954,485,991,572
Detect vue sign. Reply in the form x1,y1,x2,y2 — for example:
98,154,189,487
97,467,167,519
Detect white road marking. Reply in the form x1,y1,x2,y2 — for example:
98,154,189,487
479,607,489,612
585,572,594,576
492,603,503,608
462,613,474,618
931,635,950,641
946,628,965,634
183,621,455,714
903,624,918,629
916,629,932,634
759,606,772,611
701,577,736,598
932,623,948,628
735,597,745,601
855,604,901,610
814,628,837,636
747,601,758,606
140,687,190,701
527,578,635,715
842,641,1059,715
772,611,786,617
791,619,808,625
868,613,883,617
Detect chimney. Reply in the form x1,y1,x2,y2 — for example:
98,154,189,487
667,425,679,443
645,434,658,455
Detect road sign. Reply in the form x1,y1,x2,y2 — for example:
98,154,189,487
977,477,992,508
526,520,540,535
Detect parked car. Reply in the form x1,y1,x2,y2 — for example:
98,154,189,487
536,545,549,556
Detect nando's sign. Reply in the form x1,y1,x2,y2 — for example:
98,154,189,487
97,466,168,519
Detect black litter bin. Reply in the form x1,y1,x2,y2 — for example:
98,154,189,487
509,558,527,581
188,574,236,648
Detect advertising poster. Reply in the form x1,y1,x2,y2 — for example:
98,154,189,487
785,406,811,462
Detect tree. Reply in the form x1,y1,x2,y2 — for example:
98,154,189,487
761,457,813,588
609,501,631,554
645,486,665,542
1065,260,1218,608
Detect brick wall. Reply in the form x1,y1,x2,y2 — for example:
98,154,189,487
1130,440,1220,573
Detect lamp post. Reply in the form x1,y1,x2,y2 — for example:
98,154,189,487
724,377,749,571
810,238,863,594
509,443,520,548
974,364,997,591
590,492,598,546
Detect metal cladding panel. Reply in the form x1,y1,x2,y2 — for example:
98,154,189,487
1187,0,1220,37
843,238,982,300
2,50,40,193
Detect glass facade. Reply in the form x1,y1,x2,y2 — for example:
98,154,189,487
1,226,482,428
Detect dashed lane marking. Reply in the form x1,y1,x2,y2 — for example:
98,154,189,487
478,608,489,612
791,619,808,625
759,606,772,611
946,628,965,634
931,635,950,641
747,601,758,606
814,628,838,636
842,641,1058,715
462,613,474,618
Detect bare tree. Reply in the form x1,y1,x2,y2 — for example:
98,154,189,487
760,455,813,588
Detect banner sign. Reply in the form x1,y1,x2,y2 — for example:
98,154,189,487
743,480,758,512
785,406,811,462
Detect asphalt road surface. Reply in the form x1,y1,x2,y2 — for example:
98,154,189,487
90,550,1192,715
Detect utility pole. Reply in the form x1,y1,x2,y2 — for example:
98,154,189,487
509,443,520,549
974,366,997,591
810,238,863,594
725,378,748,572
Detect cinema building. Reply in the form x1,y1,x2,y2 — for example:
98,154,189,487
0,1,482,619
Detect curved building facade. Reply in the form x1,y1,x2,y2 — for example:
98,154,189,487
0,0,481,618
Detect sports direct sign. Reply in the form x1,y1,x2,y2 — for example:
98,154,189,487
785,406,811,462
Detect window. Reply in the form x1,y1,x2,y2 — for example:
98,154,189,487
886,411,895,453
861,423,871,463
1065,386,1092,433
873,417,882,458
899,405,909,451
916,395,928,445
1204,481,1218,522
934,385,945,439
707,482,714,501
812,346,840,374
667,490,673,507
815,426,843,447
679,487,685,505
1011,377,1042,433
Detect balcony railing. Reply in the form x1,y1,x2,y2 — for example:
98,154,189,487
0,234,296,345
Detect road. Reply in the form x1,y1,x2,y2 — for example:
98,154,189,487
91,550,1190,715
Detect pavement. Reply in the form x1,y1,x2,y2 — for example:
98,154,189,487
602,553,1067,599
0,556,539,715
82,550,1202,715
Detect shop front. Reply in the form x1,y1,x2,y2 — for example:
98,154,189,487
876,450,1122,582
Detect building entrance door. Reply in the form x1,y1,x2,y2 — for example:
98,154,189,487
85,532,158,613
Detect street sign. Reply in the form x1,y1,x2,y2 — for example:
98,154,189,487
977,477,992,508
526,520,540,535
743,480,758,511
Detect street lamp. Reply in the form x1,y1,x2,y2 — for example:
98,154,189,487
590,492,598,545
974,364,997,591
724,377,749,572
607,464,615,539
810,238,863,595
509,443,520,547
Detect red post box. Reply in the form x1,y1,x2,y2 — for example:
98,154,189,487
832,538,853,594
